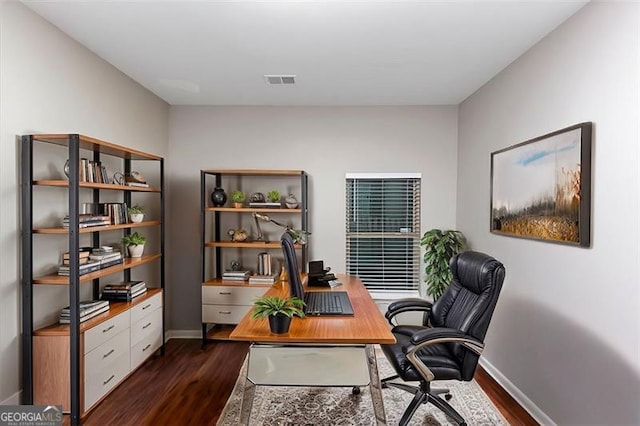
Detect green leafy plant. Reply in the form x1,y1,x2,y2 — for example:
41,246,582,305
421,229,466,300
122,231,146,246
231,190,246,203
128,204,144,215
267,190,281,203
251,296,305,319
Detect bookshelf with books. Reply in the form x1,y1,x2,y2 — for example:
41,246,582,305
21,134,165,423
200,169,308,343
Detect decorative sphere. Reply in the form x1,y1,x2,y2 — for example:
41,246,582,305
211,187,227,207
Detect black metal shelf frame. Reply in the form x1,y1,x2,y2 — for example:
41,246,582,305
20,134,165,425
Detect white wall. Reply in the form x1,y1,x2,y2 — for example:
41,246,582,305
167,106,458,330
457,2,639,424
0,3,169,403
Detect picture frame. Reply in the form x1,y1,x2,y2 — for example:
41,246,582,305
490,122,592,247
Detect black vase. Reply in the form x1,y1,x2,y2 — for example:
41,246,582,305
268,313,292,334
210,187,227,207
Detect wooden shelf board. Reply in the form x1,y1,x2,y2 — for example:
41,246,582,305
202,279,273,287
28,134,161,160
33,288,162,336
205,241,302,249
33,220,161,234
33,180,160,192
201,169,304,176
33,254,162,285
204,207,301,213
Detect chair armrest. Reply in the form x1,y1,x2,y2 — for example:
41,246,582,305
403,327,485,382
385,298,433,326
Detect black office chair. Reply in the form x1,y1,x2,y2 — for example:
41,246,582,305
380,251,505,426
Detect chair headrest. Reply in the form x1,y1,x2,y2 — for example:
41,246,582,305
450,251,504,294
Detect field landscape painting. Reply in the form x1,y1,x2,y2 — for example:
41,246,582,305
490,122,592,247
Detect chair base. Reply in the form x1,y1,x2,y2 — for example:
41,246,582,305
381,376,466,426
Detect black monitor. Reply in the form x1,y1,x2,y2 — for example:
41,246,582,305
280,232,304,300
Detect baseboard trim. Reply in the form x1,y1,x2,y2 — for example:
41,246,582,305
480,358,555,425
1,390,21,405
165,329,202,340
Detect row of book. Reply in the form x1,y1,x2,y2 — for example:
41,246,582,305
77,202,130,225
62,214,111,229
77,158,110,184
221,269,279,284
101,280,147,301
59,300,109,324
58,247,123,276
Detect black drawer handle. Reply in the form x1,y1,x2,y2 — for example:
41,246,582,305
103,374,115,385
102,325,115,333
142,322,152,329
143,344,152,352
103,349,115,359
142,303,152,310
219,292,232,295
219,311,231,315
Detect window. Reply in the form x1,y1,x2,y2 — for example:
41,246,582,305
345,173,421,297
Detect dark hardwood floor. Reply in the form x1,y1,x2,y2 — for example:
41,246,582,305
76,339,537,425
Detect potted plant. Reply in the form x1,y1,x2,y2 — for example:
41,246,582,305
267,190,281,204
122,231,146,258
128,204,145,223
251,295,305,334
230,190,246,208
421,229,466,300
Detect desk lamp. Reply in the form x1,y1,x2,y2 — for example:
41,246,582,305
252,212,310,244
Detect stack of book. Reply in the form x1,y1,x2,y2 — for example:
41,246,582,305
101,280,147,301
89,246,124,269
59,300,109,324
58,248,101,276
222,270,250,281
249,202,281,208
63,214,111,229
248,273,279,284
61,247,91,266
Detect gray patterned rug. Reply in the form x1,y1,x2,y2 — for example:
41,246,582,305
217,347,507,425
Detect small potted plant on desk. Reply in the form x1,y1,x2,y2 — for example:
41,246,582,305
230,190,246,208
122,231,146,258
251,296,305,334
128,204,145,223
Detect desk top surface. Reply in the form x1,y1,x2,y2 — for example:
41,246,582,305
229,274,396,344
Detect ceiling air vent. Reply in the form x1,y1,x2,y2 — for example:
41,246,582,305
265,75,296,85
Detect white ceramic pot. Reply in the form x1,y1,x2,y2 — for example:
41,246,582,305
128,244,145,258
130,213,144,223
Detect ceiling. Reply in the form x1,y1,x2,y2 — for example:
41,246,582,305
23,1,588,106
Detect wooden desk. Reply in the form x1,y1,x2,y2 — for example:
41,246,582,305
229,275,395,425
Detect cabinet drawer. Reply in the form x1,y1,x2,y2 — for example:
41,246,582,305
84,310,130,355
84,329,130,411
130,292,163,325
85,327,130,374
84,350,129,411
130,330,162,370
202,304,251,324
130,307,162,347
202,286,266,305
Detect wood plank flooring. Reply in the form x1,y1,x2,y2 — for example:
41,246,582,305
77,339,537,425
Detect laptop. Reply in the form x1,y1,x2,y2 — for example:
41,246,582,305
281,233,354,316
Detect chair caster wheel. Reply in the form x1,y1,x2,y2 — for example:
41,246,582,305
445,393,452,401
352,387,361,395
381,382,388,389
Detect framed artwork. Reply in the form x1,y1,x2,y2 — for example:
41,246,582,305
490,122,592,247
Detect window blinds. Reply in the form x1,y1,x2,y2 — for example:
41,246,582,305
345,174,421,293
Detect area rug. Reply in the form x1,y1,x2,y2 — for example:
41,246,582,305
217,347,507,425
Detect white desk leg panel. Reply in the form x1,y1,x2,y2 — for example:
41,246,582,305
238,343,387,425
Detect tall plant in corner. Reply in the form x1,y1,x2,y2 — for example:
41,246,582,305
421,229,466,300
